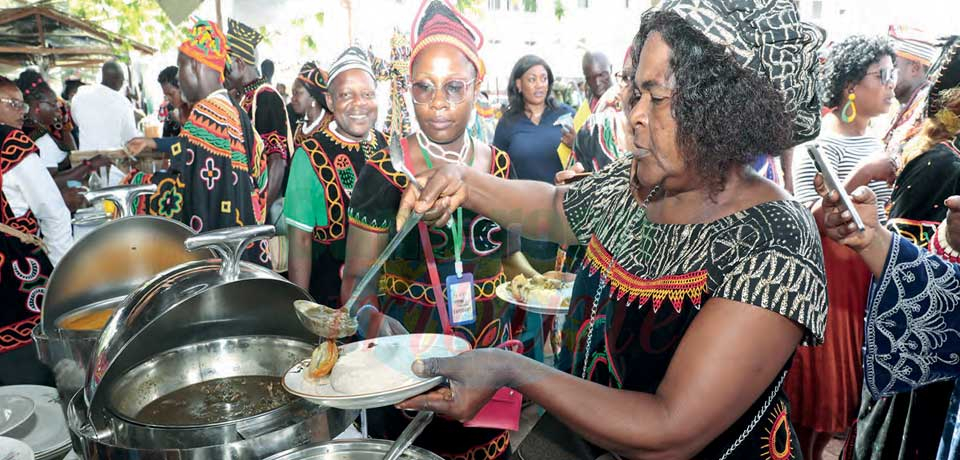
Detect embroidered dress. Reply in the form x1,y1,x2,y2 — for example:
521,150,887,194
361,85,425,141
284,121,386,306
348,142,519,460
240,77,294,199
865,235,960,460
0,125,54,355
126,90,268,265
851,135,960,460
538,158,827,459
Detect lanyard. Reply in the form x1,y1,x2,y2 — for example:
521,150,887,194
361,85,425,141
416,136,473,278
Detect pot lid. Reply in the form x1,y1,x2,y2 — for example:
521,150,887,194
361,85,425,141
82,225,313,411
42,184,211,333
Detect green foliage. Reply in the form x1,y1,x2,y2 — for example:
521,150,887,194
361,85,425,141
554,0,565,19
62,0,182,60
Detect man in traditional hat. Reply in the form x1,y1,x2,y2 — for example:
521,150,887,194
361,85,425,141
557,51,612,168
224,19,293,224
125,19,269,265
885,25,940,155
284,49,385,307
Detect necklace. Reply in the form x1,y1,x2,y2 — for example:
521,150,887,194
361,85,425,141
580,184,661,380
415,130,472,165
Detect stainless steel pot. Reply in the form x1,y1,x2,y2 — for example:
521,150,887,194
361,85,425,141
34,184,210,423
71,226,354,458
264,440,443,460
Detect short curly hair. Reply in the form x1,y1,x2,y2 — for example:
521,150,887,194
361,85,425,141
819,35,895,108
630,11,792,197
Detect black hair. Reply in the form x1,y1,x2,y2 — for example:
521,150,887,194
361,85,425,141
15,69,54,103
505,54,557,116
0,75,15,91
158,66,179,88
630,10,792,197
819,35,896,108
61,79,84,100
261,59,275,82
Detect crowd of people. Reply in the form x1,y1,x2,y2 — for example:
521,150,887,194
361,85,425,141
2,0,960,458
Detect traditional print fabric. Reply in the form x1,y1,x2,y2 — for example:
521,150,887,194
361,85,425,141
240,78,294,202
0,125,53,353
557,158,827,459
126,92,268,265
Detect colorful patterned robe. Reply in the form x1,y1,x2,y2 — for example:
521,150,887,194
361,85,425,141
239,78,293,201
0,124,54,353
127,90,269,265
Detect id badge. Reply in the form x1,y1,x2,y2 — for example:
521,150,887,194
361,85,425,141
445,272,476,326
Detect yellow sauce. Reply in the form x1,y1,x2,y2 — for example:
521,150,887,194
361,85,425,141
57,307,115,331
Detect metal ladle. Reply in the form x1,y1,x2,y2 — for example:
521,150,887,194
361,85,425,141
383,410,434,460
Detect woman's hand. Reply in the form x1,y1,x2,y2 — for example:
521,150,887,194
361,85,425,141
555,162,585,185
396,164,469,230
815,173,879,250
396,349,515,422
561,125,575,149
125,137,158,156
944,196,960,250
851,154,898,186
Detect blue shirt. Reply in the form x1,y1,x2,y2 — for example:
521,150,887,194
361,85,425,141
493,104,575,184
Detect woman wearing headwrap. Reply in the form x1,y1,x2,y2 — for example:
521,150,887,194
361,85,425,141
284,52,386,306
15,71,109,189
290,61,332,149
392,2,828,459
343,2,532,458
787,35,900,459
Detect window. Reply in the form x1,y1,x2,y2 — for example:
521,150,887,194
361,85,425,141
812,0,823,19
488,0,503,9
578,0,590,7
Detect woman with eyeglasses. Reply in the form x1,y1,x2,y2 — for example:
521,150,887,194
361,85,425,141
342,2,531,458
786,35,900,460
0,76,72,386
15,71,110,201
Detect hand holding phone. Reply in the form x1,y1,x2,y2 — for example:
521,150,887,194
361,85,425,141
807,144,866,232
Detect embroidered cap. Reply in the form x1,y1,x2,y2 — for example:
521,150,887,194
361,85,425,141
179,19,230,83
328,47,375,85
657,0,825,144
889,25,940,67
227,18,263,66
925,35,960,118
409,0,485,81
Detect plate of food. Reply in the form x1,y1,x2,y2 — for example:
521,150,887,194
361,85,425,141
283,333,471,410
496,272,576,315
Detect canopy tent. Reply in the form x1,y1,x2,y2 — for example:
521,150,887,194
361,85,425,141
0,5,155,69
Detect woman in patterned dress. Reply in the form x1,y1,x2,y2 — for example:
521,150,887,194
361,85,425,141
342,2,534,458
396,6,828,459
0,77,71,385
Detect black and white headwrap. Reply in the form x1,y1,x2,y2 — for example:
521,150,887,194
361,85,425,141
658,0,825,144
328,47,376,86
925,36,960,118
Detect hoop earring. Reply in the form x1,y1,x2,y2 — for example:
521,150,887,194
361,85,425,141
841,93,857,123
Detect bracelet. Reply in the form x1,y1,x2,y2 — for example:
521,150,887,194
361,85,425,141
932,220,960,264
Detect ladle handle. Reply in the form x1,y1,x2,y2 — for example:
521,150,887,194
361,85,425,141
343,211,422,316
184,225,275,281
83,184,158,218
383,410,434,460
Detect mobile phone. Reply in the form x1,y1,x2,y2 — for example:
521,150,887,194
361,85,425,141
807,144,866,232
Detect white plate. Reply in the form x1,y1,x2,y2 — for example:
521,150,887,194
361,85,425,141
495,279,574,316
0,386,70,456
0,395,36,436
283,334,470,409
0,436,33,460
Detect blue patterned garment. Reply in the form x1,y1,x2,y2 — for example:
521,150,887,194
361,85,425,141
865,234,960,459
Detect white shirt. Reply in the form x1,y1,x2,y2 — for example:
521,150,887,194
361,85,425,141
3,153,73,265
34,133,67,169
71,83,140,151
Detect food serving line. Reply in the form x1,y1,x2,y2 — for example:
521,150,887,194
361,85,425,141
0,183,575,460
